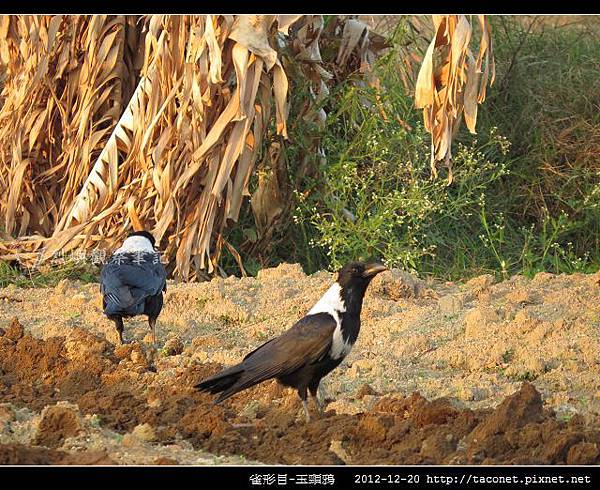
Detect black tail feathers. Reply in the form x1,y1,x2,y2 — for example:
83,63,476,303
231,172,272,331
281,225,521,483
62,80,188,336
195,366,244,404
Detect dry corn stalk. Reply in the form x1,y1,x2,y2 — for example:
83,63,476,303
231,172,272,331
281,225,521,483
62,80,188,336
0,15,389,279
52,15,295,280
0,15,295,279
0,15,308,279
0,16,139,240
415,15,495,182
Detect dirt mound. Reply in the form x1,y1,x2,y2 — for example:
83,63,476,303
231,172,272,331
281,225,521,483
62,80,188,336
1,322,599,464
205,382,600,465
0,444,115,465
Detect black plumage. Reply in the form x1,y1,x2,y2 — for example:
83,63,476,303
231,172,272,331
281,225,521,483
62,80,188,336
195,261,387,421
100,230,167,345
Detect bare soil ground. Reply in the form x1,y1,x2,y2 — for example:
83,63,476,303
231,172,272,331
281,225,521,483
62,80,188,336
1,263,600,464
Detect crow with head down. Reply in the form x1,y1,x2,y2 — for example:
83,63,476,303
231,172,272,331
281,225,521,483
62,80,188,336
100,230,167,346
195,261,387,421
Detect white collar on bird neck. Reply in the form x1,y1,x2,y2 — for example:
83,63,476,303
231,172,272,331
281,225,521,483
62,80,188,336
114,235,155,254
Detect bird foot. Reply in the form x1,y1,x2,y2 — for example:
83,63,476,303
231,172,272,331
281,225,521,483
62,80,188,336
311,392,326,418
116,337,130,346
318,384,332,404
302,400,311,423
315,401,325,417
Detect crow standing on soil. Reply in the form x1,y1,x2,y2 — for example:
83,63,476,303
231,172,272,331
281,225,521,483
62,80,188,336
195,261,387,421
100,231,167,346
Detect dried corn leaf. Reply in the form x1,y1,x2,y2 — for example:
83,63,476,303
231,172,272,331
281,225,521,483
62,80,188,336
414,15,494,180
0,14,390,279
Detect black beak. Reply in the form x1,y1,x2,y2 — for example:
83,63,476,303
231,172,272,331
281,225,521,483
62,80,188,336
362,263,388,278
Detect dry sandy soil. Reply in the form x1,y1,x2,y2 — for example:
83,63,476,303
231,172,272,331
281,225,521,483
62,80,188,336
1,263,600,464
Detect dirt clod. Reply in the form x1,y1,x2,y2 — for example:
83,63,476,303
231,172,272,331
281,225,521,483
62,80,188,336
370,269,423,300
5,317,24,341
0,443,65,464
0,443,115,465
0,403,16,424
470,383,542,440
154,456,179,465
131,423,158,443
355,384,380,399
162,336,184,356
420,432,456,462
34,403,82,448
567,442,600,465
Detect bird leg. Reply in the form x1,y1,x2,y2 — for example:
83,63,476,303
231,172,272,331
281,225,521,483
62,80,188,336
148,317,157,348
302,400,311,423
113,317,125,345
314,394,324,416
309,385,324,417
318,382,330,403
299,387,311,423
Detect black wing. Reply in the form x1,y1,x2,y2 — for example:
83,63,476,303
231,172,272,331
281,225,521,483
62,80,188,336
100,252,167,315
196,312,336,402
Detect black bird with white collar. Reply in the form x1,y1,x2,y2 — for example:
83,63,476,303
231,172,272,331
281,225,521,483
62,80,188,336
195,261,387,421
100,230,167,346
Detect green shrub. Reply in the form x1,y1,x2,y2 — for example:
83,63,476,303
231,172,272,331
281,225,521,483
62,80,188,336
477,17,600,276
286,18,600,279
0,259,98,288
